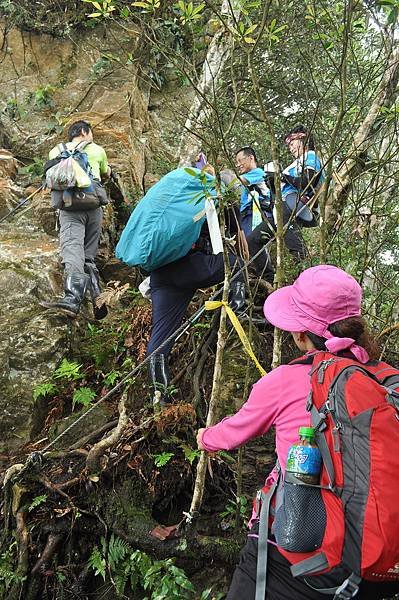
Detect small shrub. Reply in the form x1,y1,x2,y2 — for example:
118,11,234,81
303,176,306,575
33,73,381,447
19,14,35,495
33,382,57,401
88,535,197,598
153,452,174,467
72,386,96,409
33,84,56,108
54,359,83,381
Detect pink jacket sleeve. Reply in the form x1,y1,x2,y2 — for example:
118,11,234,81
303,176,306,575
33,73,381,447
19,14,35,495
200,367,284,452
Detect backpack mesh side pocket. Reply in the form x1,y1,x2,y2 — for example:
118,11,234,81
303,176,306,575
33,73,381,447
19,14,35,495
274,478,326,552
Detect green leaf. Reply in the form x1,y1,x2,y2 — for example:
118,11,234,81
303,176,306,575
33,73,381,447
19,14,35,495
192,2,205,15
33,382,57,401
72,387,96,409
184,167,198,177
245,23,258,34
28,494,47,512
54,359,83,381
88,547,106,581
104,369,120,386
183,446,201,464
153,452,174,467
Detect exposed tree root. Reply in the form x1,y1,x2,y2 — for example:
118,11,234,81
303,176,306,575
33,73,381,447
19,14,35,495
31,532,63,575
192,315,219,410
70,419,119,450
8,510,29,600
86,391,128,475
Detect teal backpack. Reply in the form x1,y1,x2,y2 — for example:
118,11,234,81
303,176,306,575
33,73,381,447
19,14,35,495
115,168,219,272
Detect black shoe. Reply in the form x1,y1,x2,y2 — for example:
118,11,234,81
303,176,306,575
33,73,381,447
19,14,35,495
148,354,171,408
85,264,108,320
41,273,89,317
228,280,246,314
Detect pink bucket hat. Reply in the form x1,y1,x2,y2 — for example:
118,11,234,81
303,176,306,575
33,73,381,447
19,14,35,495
263,265,369,362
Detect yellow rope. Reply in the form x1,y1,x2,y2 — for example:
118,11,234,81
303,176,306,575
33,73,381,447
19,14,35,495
205,301,266,376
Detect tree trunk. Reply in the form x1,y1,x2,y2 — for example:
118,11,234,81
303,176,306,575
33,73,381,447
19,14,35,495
326,45,399,225
177,1,240,165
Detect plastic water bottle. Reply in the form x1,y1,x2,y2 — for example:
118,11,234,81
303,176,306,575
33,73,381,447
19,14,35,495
286,426,322,484
274,427,325,552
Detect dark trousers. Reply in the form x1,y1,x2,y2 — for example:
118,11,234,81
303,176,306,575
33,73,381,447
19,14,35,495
245,201,307,282
227,532,399,600
246,223,275,283
147,251,243,358
241,209,254,239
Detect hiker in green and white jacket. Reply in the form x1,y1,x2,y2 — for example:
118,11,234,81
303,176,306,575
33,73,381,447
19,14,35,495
42,120,110,319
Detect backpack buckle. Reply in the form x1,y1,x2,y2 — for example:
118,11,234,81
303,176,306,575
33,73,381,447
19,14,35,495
334,574,361,599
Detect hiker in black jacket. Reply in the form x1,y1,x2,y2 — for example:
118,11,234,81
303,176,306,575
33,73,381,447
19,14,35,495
147,169,247,408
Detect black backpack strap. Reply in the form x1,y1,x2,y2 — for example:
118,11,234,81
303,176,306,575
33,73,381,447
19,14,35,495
300,572,361,599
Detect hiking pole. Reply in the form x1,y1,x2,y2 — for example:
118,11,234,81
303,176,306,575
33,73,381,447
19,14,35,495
0,185,44,224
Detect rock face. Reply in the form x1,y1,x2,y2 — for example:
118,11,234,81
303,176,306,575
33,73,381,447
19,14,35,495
0,20,152,187
0,210,69,453
0,23,153,452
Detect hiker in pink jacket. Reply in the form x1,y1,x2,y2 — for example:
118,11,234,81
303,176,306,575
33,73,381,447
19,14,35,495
197,265,399,600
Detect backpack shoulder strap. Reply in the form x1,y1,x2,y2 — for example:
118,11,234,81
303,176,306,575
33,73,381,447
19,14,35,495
255,470,281,600
58,143,68,154
75,140,91,152
289,354,315,366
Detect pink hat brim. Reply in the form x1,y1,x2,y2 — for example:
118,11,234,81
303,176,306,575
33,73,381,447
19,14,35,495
263,285,306,332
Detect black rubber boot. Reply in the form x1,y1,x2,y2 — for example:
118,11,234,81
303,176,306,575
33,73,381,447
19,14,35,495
148,354,171,409
228,280,246,314
85,264,108,320
41,273,89,317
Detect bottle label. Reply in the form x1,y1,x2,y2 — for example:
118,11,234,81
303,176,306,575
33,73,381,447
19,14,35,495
286,445,321,477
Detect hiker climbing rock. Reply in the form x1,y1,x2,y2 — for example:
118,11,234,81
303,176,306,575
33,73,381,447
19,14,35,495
116,165,247,408
41,120,110,319
197,265,399,600
235,146,272,238
248,125,324,272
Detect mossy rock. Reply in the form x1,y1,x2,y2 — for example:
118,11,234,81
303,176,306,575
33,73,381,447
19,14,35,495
48,403,113,449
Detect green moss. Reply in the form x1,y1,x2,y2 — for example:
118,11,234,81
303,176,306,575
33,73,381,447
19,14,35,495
217,341,258,417
101,478,154,538
48,404,112,448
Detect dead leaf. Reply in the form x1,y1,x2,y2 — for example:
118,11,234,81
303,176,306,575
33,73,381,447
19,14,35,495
149,524,180,541
97,281,130,308
54,507,72,518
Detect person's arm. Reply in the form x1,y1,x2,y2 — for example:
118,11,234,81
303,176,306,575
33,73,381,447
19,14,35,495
99,148,111,179
281,168,318,193
48,145,60,160
197,368,283,452
240,168,264,188
282,151,322,195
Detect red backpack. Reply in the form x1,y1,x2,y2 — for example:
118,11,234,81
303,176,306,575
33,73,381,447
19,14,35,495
255,352,399,600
